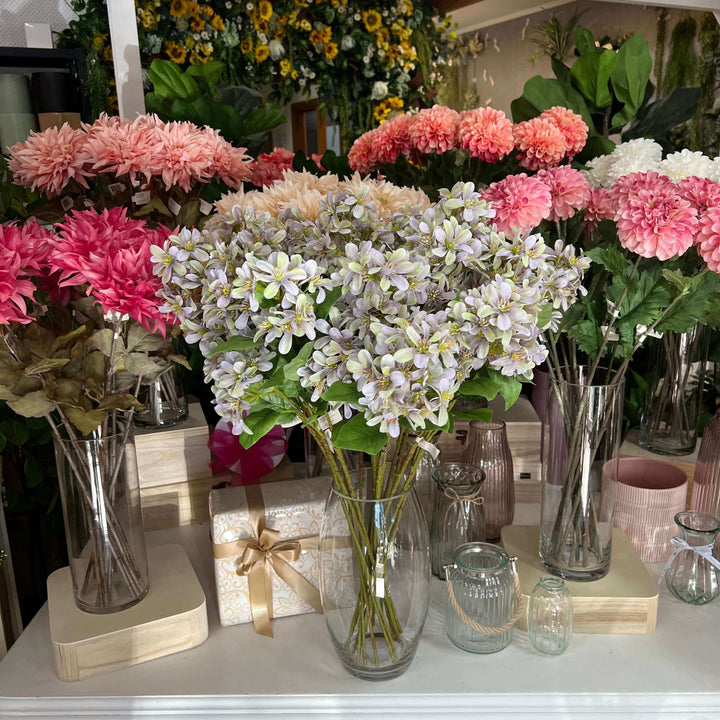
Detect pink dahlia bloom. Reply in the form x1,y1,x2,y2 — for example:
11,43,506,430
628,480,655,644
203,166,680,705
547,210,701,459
483,173,552,234
609,171,677,209
458,107,514,163
408,106,460,155
374,113,413,165
513,117,568,171
348,129,380,174
8,124,92,196
540,107,588,158
696,207,720,272
678,176,720,215
156,121,217,191
0,224,42,326
614,179,698,260
200,127,253,189
536,166,590,221
584,187,614,234
250,147,296,187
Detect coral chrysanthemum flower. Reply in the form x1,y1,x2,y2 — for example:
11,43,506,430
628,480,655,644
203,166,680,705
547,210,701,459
539,107,588,158
458,107,514,163
678,177,720,215
157,121,217,191
583,187,614,234
536,166,590,221
8,124,91,196
374,113,414,165
483,173,552,234
513,117,567,171
614,178,698,260
348,129,380,174
696,207,720,272
0,224,44,326
250,147,296,187
609,171,676,208
408,106,459,155
200,127,253,189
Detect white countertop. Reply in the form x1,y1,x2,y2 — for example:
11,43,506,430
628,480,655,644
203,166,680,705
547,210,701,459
0,504,719,719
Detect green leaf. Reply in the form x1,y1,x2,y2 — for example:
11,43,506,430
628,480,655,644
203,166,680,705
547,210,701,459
315,287,342,319
618,274,672,329
574,134,616,164
186,60,225,90
218,84,265,116
283,341,315,381
518,76,595,131
510,95,540,123
127,324,166,353
573,25,597,56
321,381,362,403
50,323,92,354
657,272,720,333
0,419,30,445
458,368,522,409
168,354,192,370
574,319,603,357
6,390,56,419
453,407,493,422
98,394,143,412
331,413,387,455
24,358,70,375
124,353,162,377
570,49,617,109
550,56,571,84
610,33,652,129
92,328,116,357
586,246,634,286
239,407,281,450
24,455,44,488
148,59,200,102
622,86,701,141
63,407,107,436
210,335,262,355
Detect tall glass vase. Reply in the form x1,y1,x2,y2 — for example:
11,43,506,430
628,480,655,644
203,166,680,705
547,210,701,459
318,471,431,681
134,364,188,428
53,417,149,613
539,369,624,581
639,327,709,455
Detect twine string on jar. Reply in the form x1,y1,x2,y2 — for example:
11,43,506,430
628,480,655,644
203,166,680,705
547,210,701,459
444,557,524,635
441,485,484,542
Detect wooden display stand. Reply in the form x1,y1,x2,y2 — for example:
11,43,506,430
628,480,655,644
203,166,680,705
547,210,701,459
502,525,658,635
47,544,208,682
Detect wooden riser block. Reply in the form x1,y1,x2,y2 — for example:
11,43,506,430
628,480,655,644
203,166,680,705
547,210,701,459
501,525,658,635
47,544,208,682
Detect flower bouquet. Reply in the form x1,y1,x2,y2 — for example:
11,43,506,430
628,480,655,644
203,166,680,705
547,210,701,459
156,170,587,676
0,207,183,612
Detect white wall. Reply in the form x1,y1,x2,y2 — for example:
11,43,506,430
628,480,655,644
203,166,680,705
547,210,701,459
0,0,75,47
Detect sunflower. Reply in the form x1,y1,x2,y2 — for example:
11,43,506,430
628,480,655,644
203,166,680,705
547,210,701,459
258,0,273,20
201,5,214,16
210,15,224,30
103,45,114,62
255,44,270,62
165,41,187,64
185,36,195,48
240,38,253,53
324,41,338,60
309,29,323,46
279,58,292,75
274,28,285,40
93,32,107,51
169,0,187,18
362,10,381,33
299,19,311,31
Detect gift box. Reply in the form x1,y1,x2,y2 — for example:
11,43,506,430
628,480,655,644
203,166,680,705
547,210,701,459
210,476,331,636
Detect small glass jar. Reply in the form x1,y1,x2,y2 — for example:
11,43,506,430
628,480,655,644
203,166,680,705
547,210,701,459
430,463,485,580
135,364,188,428
663,511,720,605
528,576,573,655
445,542,517,654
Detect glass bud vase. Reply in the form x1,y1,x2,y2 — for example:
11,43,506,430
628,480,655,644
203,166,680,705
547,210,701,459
691,411,720,517
462,420,514,541
53,417,149,613
540,369,624,581
134,364,188,428
662,511,720,605
318,482,431,681
528,576,573,655
430,463,485,580
639,326,709,455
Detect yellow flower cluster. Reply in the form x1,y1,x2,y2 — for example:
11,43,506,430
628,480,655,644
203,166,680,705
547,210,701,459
374,96,404,123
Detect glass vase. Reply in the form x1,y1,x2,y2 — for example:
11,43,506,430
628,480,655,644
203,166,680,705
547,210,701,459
462,420,514,541
430,463,485,580
639,327,709,456
539,369,624,581
134,364,188,428
318,478,431,681
445,542,518,654
53,417,149,613
691,411,720,517
662,511,720,606
528,576,573,655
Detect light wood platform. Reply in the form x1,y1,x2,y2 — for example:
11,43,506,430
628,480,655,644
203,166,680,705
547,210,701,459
47,544,208,682
502,525,658,635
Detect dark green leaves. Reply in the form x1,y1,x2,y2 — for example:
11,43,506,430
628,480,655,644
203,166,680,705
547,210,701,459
570,49,617,109
459,368,522,410
623,86,701,141
239,407,283,450
514,76,594,130
210,336,262,355
453,407,493,422
610,34,652,131
321,382,362,404
331,414,387,455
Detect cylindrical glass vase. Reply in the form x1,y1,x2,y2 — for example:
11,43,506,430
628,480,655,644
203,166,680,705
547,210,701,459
134,364,188,428
319,483,431,681
53,418,149,613
528,576,573,655
639,327,709,455
540,369,624,581
445,542,517,654
462,420,514,541
691,411,720,517
430,463,485,580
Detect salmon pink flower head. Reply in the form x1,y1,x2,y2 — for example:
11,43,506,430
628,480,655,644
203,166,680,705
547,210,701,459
609,170,676,208
483,173,552,234
458,107,514,163
677,177,720,215
583,187,614,235
408,105,460,155
539,107,588,158
513,117,567,171
200,126,253,189
250,147,296,187
613,175,698,260
536,166,590,221
0,224,43,326
348,129,380,174
373,113,414,165
695,207,720,272
156,121,219,192
8,124,91,196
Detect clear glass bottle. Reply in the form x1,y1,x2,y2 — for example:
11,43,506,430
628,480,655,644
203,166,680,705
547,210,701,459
663,511,720,605
445,542,516,654
462,420,514,541
430,463,485,580
691,411,720,518
414,449,439,531
528,576,573,655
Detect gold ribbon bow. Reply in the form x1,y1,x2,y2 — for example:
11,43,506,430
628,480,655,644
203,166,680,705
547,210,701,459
213,484,323,638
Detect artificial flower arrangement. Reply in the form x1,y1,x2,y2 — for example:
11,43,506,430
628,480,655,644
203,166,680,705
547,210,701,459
7,114,253,228
155,169,588,673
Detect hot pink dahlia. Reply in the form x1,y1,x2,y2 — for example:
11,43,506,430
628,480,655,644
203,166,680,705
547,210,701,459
583,187,614,234
250,147,296,187
483,173,552,234
536,166,590,221
678,177,720,215
540,107,588,158
348,129,380,174
8,124,92,196
458,107,514,163
374,113,414,165
696,207,720,272
513,117,567,170
408,106,460,155
0,225,39,326
615,181,698,260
